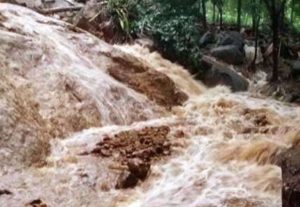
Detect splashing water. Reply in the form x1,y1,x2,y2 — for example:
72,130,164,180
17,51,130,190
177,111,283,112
0,4,300,207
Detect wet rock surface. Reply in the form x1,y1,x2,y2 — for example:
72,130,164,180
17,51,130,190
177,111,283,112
25,199,48,207
127,158,150,180
89,126,171,163
211,45,245,65
278,144,300,207
0,3,167,130
199,31,215,47
115,171,139,189
115,159,151,189
108,63,188,107
217,31,245,52
85,126,171,188
0,76,52,169
1,3,300,207
201,56,249,91
0,189,12,196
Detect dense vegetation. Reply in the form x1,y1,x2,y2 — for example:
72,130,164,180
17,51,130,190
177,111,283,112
108,0,300,80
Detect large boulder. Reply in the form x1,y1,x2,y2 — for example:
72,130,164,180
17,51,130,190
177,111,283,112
211,45,244,65
201,56,249,92
277,145,300,207
217,31,245,52
199,31,215,47
208,66,248,91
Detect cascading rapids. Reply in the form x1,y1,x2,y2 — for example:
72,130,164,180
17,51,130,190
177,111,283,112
0,3,299,207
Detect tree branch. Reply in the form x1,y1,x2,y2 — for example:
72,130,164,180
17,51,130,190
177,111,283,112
38,6,83,15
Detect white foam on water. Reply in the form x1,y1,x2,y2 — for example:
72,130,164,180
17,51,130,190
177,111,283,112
0,4,300,207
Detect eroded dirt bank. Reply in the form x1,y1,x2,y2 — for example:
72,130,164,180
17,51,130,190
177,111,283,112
0,3,300,207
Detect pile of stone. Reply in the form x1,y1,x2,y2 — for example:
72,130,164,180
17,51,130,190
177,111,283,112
84,126,172,188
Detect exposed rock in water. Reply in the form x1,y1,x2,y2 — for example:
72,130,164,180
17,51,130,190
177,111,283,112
108,66,188,107
127,158,150,180
25,199,48,207
211,45,245,65
201,55,249,91
115,171,139,189
115,158,150,189
277,143,300,207
0,189,12,196
83,125,171,189
82,125,169,190
89,126,171,163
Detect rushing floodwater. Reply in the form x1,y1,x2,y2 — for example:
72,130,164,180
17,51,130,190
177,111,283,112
0,3,300,207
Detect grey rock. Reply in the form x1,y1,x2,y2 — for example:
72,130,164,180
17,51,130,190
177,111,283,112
199,31,215,47
292,59,300,80
210,66,248,91
277,145,300,207
217,31,244,52
201,56,249,92
115,171,139,189
211,45,244,65
127,158,150,180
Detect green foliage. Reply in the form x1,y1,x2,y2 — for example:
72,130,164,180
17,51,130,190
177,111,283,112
131,1,203,69
107,0,138,37
107,0,300,74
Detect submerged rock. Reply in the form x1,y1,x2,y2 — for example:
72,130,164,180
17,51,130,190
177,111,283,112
90,126,171,162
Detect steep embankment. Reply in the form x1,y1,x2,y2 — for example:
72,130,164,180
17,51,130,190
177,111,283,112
0,3,299,207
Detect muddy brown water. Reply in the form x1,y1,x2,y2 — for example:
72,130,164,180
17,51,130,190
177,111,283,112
0,3,300,207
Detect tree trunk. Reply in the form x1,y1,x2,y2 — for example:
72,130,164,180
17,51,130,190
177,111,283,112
271,10,279,82
237,0,242,30
290,0,295,23
252,14,255,32
263,0,287,82
219,7,223,29
202,0,207,29
213,3,216,24
280,2,285,31
251,16,260,71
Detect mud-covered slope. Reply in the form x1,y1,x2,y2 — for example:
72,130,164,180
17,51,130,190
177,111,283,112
0,4,190,206
0,3,187,134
